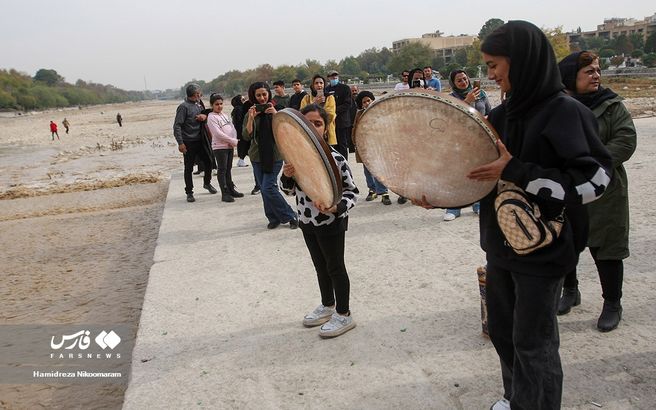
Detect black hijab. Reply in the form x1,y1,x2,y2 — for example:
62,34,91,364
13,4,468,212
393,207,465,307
481,20,564,120
355,91,375,109
408,68,426,89
558,51,618,110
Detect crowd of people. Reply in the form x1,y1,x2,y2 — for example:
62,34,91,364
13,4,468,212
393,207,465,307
172,20,636,409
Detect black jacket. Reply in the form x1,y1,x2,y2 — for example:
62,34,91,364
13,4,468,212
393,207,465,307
325,82,352,128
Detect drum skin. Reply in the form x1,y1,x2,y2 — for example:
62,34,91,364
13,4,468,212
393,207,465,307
354,90,499,208
272,108,342,208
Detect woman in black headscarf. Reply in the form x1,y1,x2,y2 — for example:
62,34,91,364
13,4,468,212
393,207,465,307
464,21,613,410
557,51,637,331
243,82,298,229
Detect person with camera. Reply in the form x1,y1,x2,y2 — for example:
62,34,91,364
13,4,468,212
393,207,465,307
243,81,298,230
300,74,337,147
442,69,492,221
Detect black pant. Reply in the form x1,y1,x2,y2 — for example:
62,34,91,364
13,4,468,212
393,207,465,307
237,139,250,160
486,263,564,410
213,148,234,193
301,228,350,314
183,140,212,194
335,126,350,159
562,247,624,301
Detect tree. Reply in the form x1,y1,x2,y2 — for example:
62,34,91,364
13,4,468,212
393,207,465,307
340,56,361,76
543,26,570,61
629,33,644,51
643,53,656,67
0,89,17,108
585,36,608,50
478,18,505,40
453,49,468,66
387,42,433,74
599,48,616,58
33,69,64,86
645,32,656,53
612,34,633,55
631,49,644,58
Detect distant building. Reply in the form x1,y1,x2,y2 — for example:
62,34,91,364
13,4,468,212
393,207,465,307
392,30,476,62
568,13,656,45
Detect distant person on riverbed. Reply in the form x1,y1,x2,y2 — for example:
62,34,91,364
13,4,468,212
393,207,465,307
49,121,60,141
62,118,70,134
116,113,123,127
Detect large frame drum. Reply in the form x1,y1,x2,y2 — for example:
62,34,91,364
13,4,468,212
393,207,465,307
354,90,500,208
272,108,342,208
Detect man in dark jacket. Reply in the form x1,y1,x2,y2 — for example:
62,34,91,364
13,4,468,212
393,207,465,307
173,83,218,203
289,79,307,110
325,70,353,158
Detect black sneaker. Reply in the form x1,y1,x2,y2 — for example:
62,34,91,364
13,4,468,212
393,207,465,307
397,196,408,204
289,219,299,230
221,193,235,203
186,193,195,202
251,187,261,195
365,190,377,201
267,221,280,229
381,194,392,205
204,184,218,194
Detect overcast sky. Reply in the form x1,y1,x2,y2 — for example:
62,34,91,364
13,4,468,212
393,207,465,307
1,0,653,91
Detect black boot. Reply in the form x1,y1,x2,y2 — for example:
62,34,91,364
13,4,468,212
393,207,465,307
219,186,234,203
557,287,581,315
229,185,244,198
597,300,622,332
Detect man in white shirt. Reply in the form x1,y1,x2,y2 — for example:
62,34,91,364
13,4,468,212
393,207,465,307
394,71,410,91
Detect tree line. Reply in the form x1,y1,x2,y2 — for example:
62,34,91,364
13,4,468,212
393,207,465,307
0,68,151,111
182,19,583,98
573,30,656,68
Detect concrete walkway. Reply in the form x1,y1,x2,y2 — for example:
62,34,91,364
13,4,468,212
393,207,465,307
124,119,656,409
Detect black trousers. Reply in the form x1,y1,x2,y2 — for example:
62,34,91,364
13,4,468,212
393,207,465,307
335,126,350,159
486,263,564,410
183,140,212,194
301,228,350,314
562,247,624,301
213,148,234,192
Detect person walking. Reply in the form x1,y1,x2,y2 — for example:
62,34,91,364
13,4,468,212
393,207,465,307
49,121,60,141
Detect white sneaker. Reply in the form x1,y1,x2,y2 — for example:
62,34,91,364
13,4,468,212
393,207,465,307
237,158,248,167
303,304,335,327
443,212,457,221
490,398,510,410
319,313,356,338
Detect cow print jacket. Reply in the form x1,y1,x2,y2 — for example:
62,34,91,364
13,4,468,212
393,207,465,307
279,149,359,229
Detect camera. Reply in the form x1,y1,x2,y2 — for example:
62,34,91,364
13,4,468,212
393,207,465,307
473,80,481,89
412,79,422,88
255,103,269,113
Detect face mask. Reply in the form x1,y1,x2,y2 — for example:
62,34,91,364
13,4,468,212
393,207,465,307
329,78,339,86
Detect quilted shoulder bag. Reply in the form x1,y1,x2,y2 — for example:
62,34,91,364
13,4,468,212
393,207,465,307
494,180,565,255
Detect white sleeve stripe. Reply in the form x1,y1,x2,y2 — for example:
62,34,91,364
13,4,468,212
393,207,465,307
525,178,565,200
576,167,610,204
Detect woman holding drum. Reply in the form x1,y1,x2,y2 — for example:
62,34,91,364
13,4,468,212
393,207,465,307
463,21,612,409
279,104,359,338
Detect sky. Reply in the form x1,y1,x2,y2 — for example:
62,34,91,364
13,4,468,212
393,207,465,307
1,0,654,91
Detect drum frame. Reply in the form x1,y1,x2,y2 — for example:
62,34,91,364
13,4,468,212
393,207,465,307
273,108,342,207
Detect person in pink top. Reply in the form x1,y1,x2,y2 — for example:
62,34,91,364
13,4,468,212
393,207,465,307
207,93,244,202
